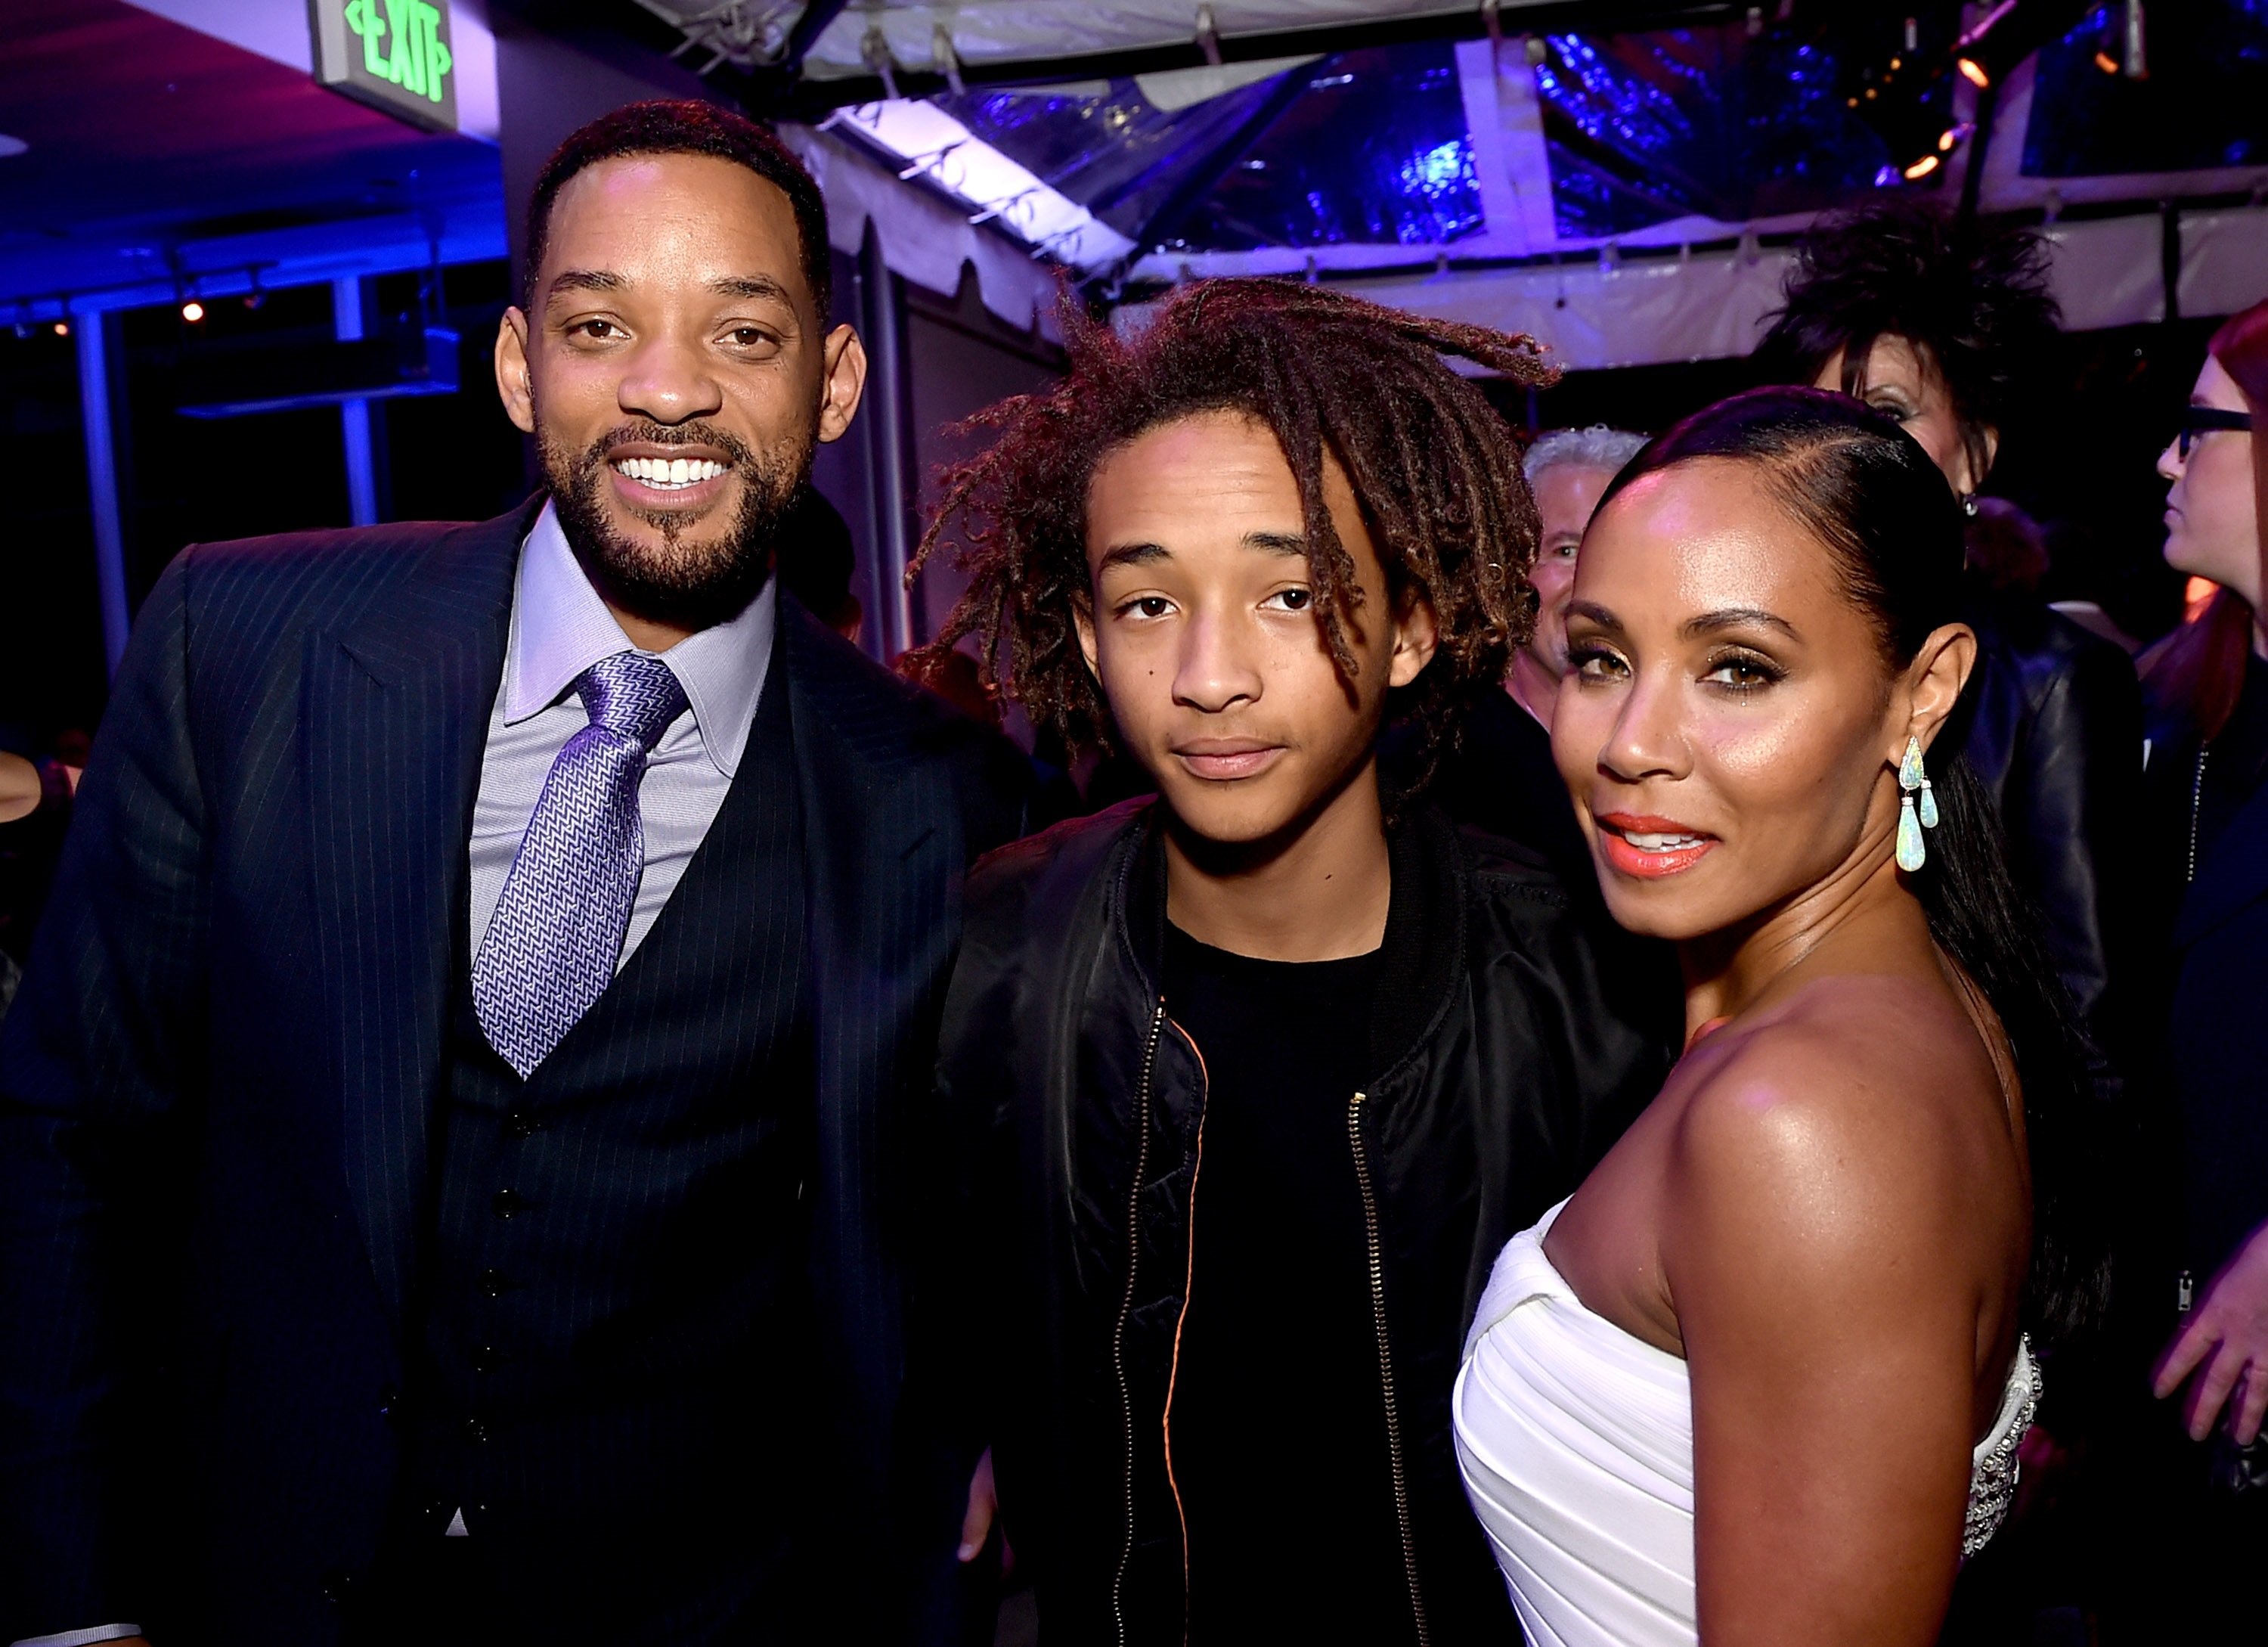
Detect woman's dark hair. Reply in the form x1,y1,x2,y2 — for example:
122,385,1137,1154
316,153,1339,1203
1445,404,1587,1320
522,100,831,318
1753,200,2060,491
1603,386,2108,1346
908,278,1556,785
2143,296,2268,742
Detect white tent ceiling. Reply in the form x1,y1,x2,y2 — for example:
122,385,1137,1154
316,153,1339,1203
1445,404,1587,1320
635,0,1530,79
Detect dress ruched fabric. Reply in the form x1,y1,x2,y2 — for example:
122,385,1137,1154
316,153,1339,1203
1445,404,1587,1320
1452,1199,2038,1647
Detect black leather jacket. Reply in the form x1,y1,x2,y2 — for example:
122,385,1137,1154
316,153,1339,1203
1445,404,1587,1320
936,801,1674,1645
1960,591,2144,1073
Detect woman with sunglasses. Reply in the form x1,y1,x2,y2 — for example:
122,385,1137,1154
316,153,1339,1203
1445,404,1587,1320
2133,296,2268,1625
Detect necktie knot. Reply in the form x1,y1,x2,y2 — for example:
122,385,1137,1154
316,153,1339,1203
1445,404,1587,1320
576,650,686,752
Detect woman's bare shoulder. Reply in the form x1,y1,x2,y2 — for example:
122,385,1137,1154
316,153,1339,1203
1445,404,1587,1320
1662,972,2003,1294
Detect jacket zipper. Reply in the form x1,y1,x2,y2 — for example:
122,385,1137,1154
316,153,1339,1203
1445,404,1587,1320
1349,1089,1431,1647
1109,999,1167,1647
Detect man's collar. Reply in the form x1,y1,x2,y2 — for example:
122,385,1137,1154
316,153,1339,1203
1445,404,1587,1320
502,498,777,779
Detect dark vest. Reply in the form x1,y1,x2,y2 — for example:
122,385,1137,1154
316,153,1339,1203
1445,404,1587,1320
395,668,816,1629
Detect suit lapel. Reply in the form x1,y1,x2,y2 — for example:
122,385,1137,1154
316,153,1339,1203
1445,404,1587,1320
303,501,528,1329
782,603,959,1489
2175,772,2268,952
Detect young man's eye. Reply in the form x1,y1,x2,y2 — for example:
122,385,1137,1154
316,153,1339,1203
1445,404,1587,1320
1264,587,1313,613
570,318,621,341
1116,595,1174,620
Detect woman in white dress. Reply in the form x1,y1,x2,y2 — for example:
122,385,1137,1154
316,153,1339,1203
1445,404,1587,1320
1455,387,2105,1646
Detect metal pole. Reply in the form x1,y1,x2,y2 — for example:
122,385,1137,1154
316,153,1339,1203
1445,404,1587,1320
76,311,131,678
858,233,918,658
334,276,380,527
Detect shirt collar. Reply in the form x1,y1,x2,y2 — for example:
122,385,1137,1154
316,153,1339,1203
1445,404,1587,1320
503,498,777,779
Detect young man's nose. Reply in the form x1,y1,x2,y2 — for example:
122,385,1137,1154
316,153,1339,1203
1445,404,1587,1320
1171,609,1265,712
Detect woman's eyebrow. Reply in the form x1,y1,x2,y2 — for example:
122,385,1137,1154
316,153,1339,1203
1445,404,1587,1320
1681,606,1799,640
1566,598,1623,632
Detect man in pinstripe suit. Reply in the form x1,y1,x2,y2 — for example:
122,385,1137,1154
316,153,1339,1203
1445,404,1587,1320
0,102,1026,1647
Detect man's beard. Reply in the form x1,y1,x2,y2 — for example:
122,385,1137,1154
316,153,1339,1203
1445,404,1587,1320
540,417,811,633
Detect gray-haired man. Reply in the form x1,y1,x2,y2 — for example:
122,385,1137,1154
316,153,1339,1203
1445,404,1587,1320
1508,425,1650,728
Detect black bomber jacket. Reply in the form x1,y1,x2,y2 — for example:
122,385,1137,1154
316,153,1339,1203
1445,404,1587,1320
934,798,1676,1646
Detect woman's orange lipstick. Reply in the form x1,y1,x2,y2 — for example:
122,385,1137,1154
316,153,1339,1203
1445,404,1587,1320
1595,811,1718,879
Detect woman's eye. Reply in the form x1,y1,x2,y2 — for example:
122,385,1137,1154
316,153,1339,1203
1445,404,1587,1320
1264,587,1314,613
1570,646,1627,681
1703,655,1780,690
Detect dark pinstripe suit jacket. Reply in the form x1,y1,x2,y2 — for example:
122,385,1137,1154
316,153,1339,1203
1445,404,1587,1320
0,497,1029,1645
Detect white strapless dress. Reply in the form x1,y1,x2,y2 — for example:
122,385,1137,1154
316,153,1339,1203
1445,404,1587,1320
1452,1199,2040,1647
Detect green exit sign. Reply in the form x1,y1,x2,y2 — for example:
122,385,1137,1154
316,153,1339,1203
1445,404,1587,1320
309,0,459,132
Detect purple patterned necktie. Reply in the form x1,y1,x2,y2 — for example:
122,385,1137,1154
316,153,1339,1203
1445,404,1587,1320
473,650,688,1078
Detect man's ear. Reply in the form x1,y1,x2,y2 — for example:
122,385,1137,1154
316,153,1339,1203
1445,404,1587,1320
495,306,536,436
1898,620,1978,760
1074,594,1101,680
1388,590,1440,690
817,324,868,445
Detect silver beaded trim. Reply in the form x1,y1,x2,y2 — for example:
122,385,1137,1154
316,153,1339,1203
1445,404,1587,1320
1962,1335,2042,1559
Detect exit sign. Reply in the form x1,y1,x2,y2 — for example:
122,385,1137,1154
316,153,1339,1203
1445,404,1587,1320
309,0,459,132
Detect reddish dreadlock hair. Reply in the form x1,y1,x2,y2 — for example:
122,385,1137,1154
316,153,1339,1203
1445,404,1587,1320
907,278,1557,785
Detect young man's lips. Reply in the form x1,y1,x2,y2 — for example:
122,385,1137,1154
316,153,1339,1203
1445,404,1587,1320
1595,811,1718,879
1173,741,1284,780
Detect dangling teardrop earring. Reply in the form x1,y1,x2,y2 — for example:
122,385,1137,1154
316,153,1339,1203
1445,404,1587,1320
1897,735,1930,871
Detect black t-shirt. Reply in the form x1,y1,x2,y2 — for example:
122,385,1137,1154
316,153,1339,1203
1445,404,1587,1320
1159,922,1413,1642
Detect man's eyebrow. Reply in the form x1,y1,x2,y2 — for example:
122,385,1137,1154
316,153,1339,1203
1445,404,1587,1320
1098,541,1170,571
708,274,796,303
1681,606,1799,641
1244,531,1309,557
546,268,624,300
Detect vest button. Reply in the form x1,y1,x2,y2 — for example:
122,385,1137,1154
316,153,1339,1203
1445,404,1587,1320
376,1384,401,1423
472,1345,502,1375
464,1417,490,1444
479,1267,509,1297
505,1109,536,1139
491,1189,524,1218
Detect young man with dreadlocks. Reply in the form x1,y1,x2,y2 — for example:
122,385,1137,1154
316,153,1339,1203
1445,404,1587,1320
922,280,1673,1644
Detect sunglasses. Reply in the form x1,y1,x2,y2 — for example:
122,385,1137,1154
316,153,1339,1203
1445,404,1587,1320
2177,405,2253,460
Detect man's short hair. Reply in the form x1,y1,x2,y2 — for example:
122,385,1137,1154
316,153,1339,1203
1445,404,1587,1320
522,99,832,321
1523,424,1648,488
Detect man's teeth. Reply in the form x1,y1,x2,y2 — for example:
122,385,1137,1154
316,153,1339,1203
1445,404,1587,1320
1624,830,1703,851
613,456,727,489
